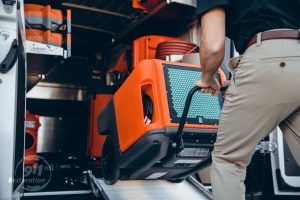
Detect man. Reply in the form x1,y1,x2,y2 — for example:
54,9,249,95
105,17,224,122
195,0,300,199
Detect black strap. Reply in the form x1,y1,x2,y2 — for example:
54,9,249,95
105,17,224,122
175,86,227,153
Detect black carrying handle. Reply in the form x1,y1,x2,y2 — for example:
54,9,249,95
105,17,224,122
175,85,227,153
0,39,18,74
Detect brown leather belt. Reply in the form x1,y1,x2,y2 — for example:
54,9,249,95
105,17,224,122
247,29,300,49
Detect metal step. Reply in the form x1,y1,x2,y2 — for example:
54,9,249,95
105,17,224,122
87,172,211,200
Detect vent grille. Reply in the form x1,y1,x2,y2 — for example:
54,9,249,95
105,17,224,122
163,64,223,125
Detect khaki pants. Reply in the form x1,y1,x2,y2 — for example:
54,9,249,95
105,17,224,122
211,37,300,200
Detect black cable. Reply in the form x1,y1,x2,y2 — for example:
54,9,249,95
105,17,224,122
142,94,153,122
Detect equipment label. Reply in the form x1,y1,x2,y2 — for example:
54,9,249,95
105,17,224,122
175,159,202,164
145,172,167,179
25,121,35,128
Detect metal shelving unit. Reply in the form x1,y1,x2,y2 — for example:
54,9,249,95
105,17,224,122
25,41,68,58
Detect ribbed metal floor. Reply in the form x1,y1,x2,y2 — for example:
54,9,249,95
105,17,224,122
96,179,209,200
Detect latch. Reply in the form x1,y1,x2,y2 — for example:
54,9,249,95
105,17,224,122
1,0,16,5
1,0,16,13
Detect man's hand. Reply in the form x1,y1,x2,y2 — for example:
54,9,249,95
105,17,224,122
195,76,221,96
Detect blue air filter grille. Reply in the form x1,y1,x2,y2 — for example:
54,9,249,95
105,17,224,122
163,64,223,125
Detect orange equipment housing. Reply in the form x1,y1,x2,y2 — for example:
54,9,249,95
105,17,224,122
26,29,71,47
98,59,226,183
107,45,131,73
107,51,129,73
132,0,162,12
24,4,71,57
132,35,181,69
87,94,113,158
25,111,40,165
24,4,71,32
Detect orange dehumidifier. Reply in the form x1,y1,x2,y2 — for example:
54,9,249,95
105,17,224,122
98,59,226,184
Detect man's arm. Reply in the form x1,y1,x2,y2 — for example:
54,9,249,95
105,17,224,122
195,7,225,95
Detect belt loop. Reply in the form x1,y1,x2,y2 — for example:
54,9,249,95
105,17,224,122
298,29,300,43
257,32,262,46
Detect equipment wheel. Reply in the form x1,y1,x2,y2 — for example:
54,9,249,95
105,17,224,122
102,135,120,185
169,178,185,183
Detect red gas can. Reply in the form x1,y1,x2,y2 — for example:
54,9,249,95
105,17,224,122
25,111,40,165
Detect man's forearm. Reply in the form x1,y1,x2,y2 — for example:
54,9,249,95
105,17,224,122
200,43,224,81
200,8,225,82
